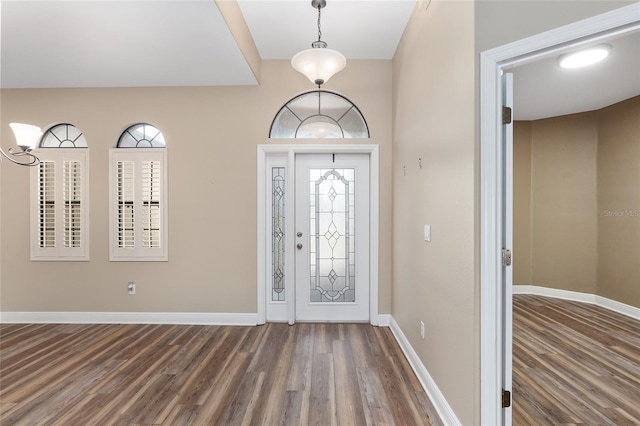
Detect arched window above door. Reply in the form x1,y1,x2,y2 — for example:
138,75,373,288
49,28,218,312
269,90,370,139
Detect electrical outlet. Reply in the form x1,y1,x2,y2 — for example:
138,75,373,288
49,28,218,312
420,321,425,339
128,282,136,295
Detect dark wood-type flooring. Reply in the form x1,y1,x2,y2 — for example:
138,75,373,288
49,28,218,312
513,294,640,425
0,322,442,425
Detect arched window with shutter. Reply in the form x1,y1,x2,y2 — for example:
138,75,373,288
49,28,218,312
109,123,168,261
30,123,89,260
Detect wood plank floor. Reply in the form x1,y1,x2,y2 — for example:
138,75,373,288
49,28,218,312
0,322,442,425
513,295,640,425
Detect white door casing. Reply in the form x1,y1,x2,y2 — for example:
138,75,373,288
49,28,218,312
501,72,514,426
294,154,370,322
257,144,380,326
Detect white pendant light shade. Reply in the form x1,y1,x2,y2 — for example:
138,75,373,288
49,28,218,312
291,47,346,86
291,0,346,87
9,123,42,151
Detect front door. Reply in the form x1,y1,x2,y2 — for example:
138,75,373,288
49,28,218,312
294,154,370,322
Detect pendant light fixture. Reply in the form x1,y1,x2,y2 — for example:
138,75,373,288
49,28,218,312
291,0,346,87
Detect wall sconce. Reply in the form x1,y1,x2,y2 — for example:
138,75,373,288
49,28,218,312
1,123,42,166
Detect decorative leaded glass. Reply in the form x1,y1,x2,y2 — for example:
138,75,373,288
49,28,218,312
272,167,285,301
117,123,166,148
269,90,370,139
40,124,88,148
309,168,356,303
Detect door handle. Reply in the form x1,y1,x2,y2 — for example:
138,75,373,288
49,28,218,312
297,243,303,250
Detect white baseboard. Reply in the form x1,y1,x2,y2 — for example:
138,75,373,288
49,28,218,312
378,314,391,327
0,311,259,326
388,316,461,426
514,285,640,321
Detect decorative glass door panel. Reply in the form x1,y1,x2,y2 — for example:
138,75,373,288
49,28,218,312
266,155,289,322
309,168,355,303
295,154,369,322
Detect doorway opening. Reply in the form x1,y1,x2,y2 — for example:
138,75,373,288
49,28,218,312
480,4,640,425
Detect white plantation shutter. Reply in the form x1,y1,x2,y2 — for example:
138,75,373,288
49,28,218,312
30,150,89,260
38,161,56,248
117,161,135,248
64,161,82,248
110,149,167,261
141,160,161,249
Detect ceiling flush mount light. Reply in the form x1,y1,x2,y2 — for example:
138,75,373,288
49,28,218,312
291,0,346,87
558,44,612,69
1,123,42,166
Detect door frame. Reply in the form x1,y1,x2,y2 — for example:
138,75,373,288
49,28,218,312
480,4,640,425
257,144,379,326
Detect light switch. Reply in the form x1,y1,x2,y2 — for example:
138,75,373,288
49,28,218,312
424,225,431,242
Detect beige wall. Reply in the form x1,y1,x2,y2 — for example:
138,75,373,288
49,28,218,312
513,122,532,286
597,96,640,307
475,0,636,52
392,2,477,424
531,113,599,294
514,96,640,307
0,60,393,314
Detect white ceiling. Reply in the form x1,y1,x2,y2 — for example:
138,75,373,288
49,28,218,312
1,0,638,120
0,0,415,89
511,31,640,120
1,1,258,88
237,0,416,59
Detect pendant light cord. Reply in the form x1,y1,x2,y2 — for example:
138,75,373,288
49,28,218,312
317,5,322,43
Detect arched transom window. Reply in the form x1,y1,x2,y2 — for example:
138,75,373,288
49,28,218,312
40,123,88,148
270,90,370,139
117,123,166,148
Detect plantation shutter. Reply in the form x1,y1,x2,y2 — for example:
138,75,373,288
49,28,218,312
31,150,89,260
117,160,135,248
38,161,56,248
64,161,82,248
141,160,162,249
110,149,167,261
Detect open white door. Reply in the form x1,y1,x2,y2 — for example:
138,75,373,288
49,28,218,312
501,72,514,426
